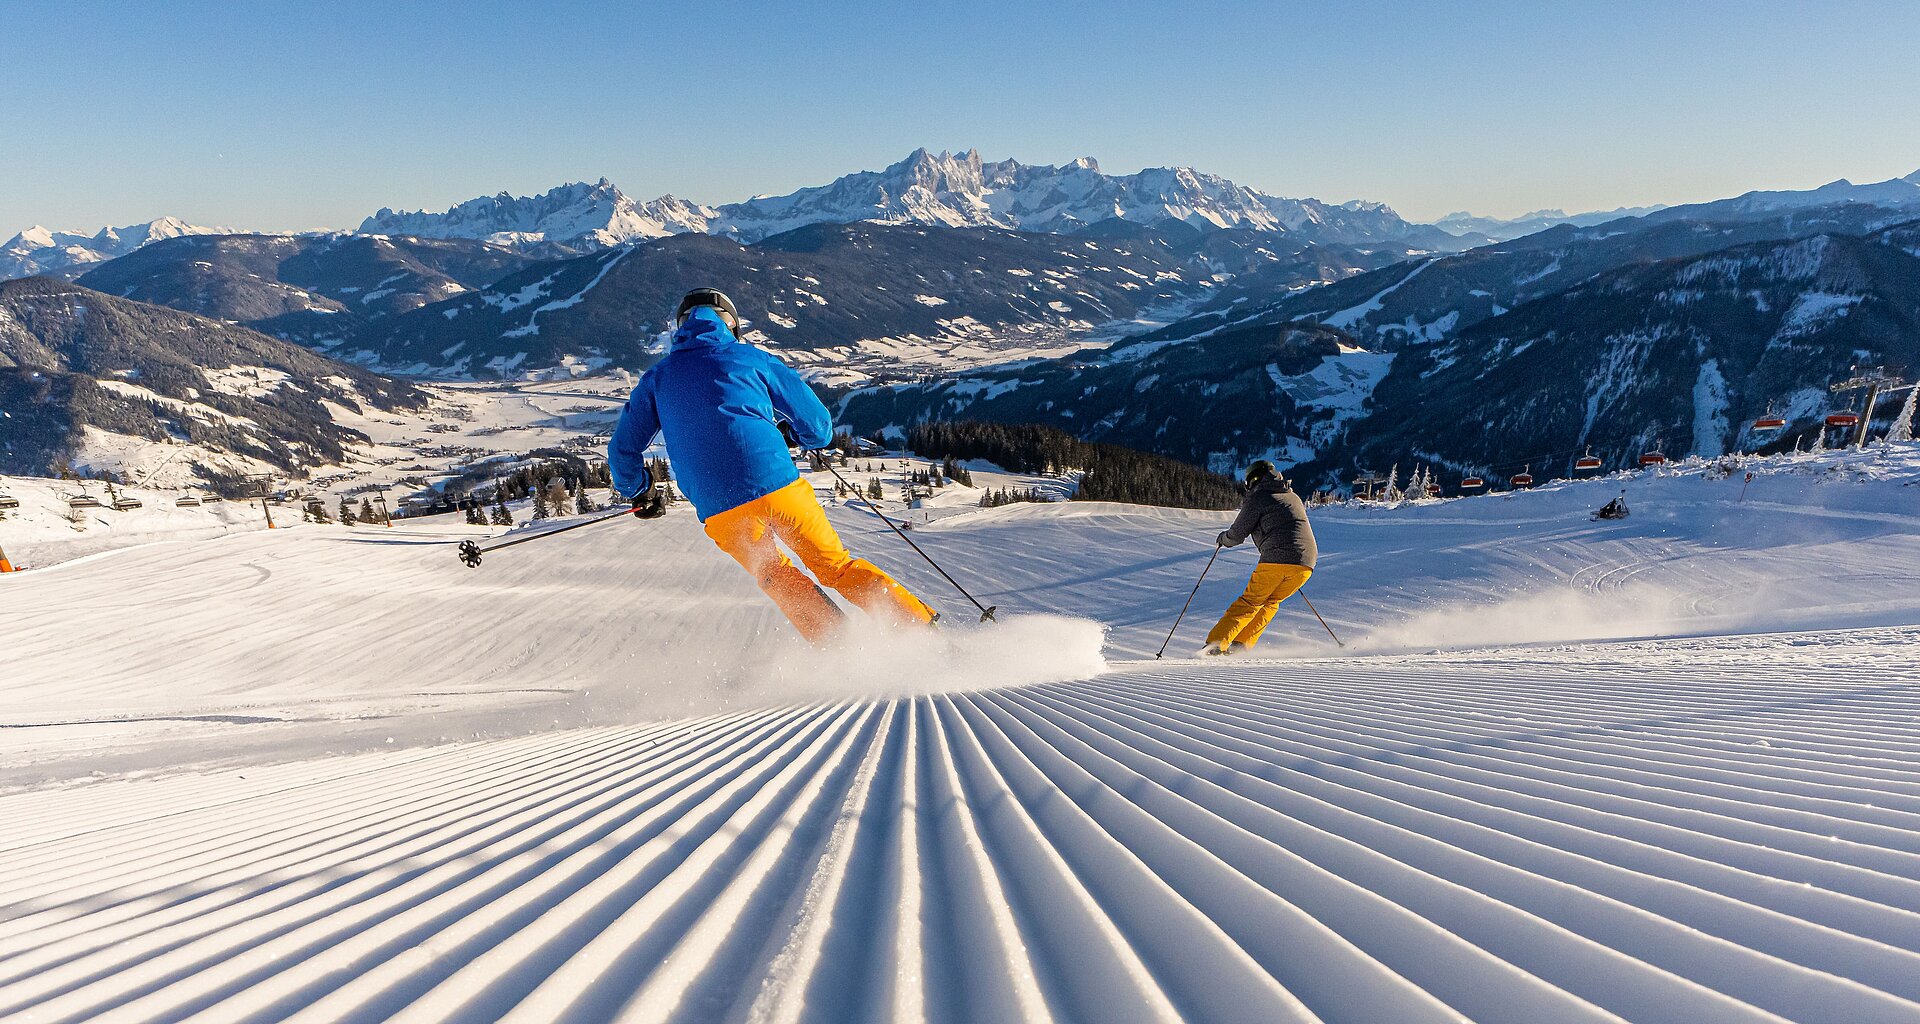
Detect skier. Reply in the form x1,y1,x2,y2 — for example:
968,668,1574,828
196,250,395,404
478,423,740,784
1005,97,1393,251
608,287,937,642
1203,460,1318,655
1592,492,1630,520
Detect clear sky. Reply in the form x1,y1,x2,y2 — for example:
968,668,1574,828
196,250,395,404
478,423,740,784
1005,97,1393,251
5,0,1918,233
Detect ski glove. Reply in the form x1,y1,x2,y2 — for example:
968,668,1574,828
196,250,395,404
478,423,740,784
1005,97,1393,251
776,420,801,449
1216,531,1238,548
631,486,667,520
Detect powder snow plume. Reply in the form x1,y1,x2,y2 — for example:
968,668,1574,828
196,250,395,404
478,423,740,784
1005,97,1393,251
584,613,1109,720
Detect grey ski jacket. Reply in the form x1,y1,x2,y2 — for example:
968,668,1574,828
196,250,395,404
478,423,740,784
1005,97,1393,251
1219,478,1318,569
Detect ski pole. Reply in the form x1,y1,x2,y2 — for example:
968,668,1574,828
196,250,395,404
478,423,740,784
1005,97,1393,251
816,455,998,622
1156,543,1222,658
1300,592,1344,647
457,505,632,568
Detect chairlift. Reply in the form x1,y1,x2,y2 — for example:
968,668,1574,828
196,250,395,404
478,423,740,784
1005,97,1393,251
1825,411,1860,429
0,493,19,511
176,495,202,508
1511,465,1535,488
1425,482,1442,498
1638,450,1667,467
202,494,224,503
1573,448,1603,472
69,494,105,509
1459,476,1485,491
1751,402,1786,432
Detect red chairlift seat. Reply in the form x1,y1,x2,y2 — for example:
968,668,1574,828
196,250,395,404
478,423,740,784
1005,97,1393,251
1574,456,1603,471
1511,465,1536,488
1825,412,1859,428
1639,452,1667,467
1459,476,1485,490
1425,483,1442,497
1752,416,1786,431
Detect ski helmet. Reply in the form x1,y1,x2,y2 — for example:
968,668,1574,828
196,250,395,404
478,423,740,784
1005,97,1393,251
1244,460,1279,486
675,287,739,331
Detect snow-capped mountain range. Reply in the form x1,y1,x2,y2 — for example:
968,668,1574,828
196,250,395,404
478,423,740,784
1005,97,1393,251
1,217,229,279
15,157,1920,282
358,179,716,252
357,149,1469,250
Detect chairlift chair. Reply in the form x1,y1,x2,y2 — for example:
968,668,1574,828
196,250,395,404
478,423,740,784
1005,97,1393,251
1573,448,1603,472
176,495,202,508
0,494,19,511
1459,476,1485,491
1511,465,1535,488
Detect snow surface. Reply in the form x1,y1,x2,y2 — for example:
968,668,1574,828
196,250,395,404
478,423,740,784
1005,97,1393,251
3,447,1920,1022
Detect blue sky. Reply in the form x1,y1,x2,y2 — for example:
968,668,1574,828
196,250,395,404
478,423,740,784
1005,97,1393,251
5,0,1918,232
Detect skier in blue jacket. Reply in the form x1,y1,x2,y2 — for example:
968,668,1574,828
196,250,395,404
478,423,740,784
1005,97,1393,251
609,288,936,642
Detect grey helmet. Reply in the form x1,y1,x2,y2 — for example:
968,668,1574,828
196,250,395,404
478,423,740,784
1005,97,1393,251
675,287,740,331
1244,460,1280,486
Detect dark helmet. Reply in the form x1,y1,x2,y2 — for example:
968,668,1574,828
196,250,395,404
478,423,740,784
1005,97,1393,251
1244,460,1280,486
675,287,739,331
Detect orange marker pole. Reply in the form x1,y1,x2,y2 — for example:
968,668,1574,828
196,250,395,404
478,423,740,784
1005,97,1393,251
0,543,15,573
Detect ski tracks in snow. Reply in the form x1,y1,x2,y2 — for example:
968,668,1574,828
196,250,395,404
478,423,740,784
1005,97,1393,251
4,634,1920,1023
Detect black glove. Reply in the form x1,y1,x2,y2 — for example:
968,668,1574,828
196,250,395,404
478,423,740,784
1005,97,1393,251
776,420,801,449
1216,531,1235,547
631,486,667,519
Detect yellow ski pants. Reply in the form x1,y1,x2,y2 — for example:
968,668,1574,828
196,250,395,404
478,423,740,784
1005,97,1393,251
704,478,936,642
1206,563,1313,648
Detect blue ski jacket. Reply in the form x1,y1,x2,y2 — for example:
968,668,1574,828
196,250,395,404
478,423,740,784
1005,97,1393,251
607,307,834,520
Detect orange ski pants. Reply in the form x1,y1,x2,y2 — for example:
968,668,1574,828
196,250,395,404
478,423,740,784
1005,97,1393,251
1206,563,1313,648
703,478,936,642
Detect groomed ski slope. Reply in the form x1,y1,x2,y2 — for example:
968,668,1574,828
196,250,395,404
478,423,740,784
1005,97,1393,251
4,451,1920,1023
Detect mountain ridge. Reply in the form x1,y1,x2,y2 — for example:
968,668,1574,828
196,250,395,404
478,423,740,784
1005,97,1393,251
355,148,1474,252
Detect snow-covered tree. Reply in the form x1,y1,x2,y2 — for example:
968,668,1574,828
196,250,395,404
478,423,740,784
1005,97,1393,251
532,490,550,520
360,498,377,523
1885,387,1918,444
491,498,513,526
339,498,357,526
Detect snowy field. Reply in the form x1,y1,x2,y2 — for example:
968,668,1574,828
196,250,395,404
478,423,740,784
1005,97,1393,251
3,448,1920,1022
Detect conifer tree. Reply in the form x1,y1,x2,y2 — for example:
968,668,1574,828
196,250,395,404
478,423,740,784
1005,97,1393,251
532,490,550,520
360,498,377,523
1885,387,1917,444
339,498,357,525
492,498,513,526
